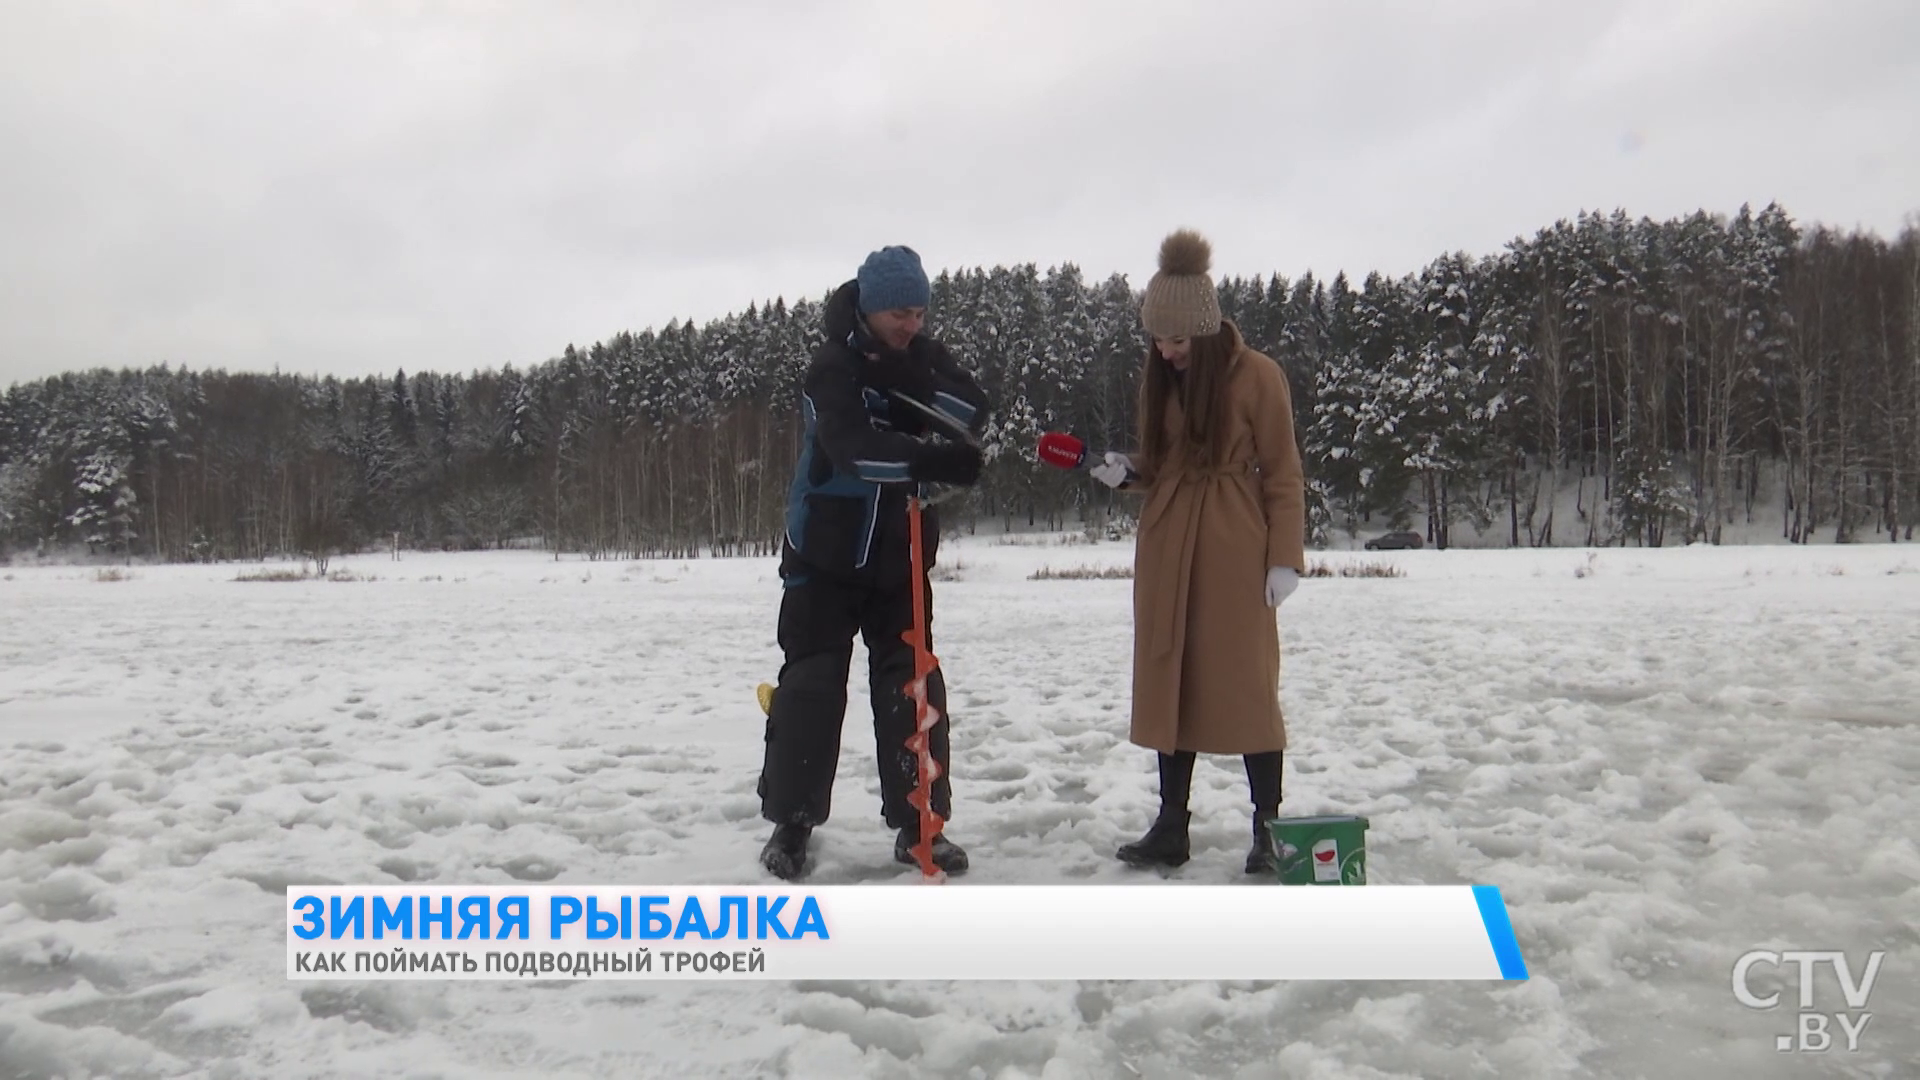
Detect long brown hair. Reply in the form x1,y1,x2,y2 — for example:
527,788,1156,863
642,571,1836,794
1137,319,1242,479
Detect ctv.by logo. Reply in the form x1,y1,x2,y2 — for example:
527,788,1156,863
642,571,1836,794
1732,950,1885,1053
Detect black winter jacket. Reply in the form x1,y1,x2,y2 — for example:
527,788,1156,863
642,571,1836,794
779,279,992,587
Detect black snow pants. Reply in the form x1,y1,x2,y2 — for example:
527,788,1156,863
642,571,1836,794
757,570,952,830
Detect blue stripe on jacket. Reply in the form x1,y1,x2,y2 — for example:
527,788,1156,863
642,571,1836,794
784,391,897,578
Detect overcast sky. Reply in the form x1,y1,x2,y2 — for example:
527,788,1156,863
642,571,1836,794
2,0,1915,388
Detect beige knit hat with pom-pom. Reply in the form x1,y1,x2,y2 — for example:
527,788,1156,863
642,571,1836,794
1139,229,1222,339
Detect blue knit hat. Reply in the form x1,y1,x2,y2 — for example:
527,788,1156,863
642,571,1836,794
856,246,931,315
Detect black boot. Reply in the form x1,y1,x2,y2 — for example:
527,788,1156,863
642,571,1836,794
895,824,969,874
1246,811,1280,875
1118,750,1196,868
760,823,811,880
1117,808,1191,867
1244,751,1283,876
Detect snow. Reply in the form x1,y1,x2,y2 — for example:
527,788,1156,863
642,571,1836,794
1,538,1916,1078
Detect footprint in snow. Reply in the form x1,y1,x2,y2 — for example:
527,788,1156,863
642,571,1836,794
1051,778,1097,805
497,855,562,882
300,985,416,1034
377,857,432,883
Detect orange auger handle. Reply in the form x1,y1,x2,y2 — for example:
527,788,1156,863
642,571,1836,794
901,493,946,882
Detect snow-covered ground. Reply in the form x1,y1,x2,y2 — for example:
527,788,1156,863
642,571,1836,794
1,537,1915,1078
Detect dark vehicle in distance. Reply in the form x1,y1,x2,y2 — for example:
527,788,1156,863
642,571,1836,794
1364,530,1424,551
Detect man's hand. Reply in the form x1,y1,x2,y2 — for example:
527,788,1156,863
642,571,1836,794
912,440,984,486
1264,566,1299,608
1090,451,1134,489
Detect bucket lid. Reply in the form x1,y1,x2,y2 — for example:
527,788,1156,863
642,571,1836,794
1270,814,1369,827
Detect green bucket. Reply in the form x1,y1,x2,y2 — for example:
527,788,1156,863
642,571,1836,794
1267,814,1369,885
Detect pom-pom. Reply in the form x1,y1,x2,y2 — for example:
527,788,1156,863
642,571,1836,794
1157,229,1211,276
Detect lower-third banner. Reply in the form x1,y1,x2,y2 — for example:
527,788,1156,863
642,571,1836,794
287,884,1528,981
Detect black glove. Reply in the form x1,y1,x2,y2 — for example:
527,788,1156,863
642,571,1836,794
911,440,984,486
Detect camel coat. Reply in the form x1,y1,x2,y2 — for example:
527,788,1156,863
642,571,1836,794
1125,333,1306,755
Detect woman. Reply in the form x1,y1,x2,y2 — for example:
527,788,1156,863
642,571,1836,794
1090,228,1307,875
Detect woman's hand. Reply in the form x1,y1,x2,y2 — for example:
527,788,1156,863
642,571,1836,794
1090,452,1135,489
1264,566,1299,608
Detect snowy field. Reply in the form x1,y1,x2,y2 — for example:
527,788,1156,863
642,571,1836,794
1,535,1916,1079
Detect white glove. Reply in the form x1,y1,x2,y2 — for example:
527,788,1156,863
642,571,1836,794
1264,566,1298,608
1089,451,1134,490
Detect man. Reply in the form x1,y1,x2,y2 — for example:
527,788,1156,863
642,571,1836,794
756,245,991,880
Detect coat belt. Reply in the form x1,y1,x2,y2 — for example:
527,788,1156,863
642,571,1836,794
1139,461,1258,659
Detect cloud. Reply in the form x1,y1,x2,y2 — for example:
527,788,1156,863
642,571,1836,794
1,0,1915,386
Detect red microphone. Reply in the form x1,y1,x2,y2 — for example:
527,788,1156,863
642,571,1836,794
1037,432,1139,486
1036,431,1091,470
